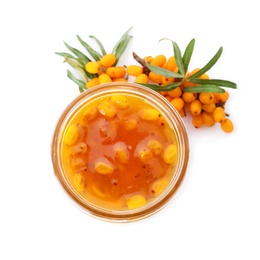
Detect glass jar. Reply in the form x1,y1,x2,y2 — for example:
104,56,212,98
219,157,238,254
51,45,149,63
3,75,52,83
51,82,189,222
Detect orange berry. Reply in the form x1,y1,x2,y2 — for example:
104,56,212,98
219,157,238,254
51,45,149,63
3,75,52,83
112,77,127,82
201,102,216,113
148,71,162,84
168,87,182,98
221,118,234,133
86,77,99,88
192,114,204,128
199,92,215,104
127,65,143,77
214,91,229,103
135,73,149,84
161,76,175,85
202,111,215,127
106,66,126,78
182,92,197,103
190,100,202,115
98,73,112,84
213,107,226,123
150,54,167,67
85,61,101,74
100,54,116,68
199,73,209,79
166,56,177,71
170,97,185,112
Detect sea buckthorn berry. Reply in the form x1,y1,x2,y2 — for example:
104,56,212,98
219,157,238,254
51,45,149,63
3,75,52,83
100,53,116,68
85,61,101,74
163,144,178,164
94,158,115,174
64,124,79,146
202,102,216,113
182,92,197,103
170,97,185,112
202,111,215,127
150,178,168,196
106,66,126,78
83,106,98,122
192,114,204,128
221,118,234,133
138,148,153,162
213,106,225,123
150,54,167,67
71,158,87,168
147,139,163,155
148,71,162,84
127,65,143,76
214,90,229,103
110,95,130,109
135,73,149,84
123,118,137,130
112,78,127,82
199,73,209,79
114,142,129,164
141,108,160,120
98,73,112,84
70,142,87,156
143,56,153,62
86,77,99,88
199,92,215,104
161,76,175,86
168,86,182,98
166,56,177,71
126,194,147,209
190,100,202,115
179,108,185,118
97,100,116,118
72,174,85,193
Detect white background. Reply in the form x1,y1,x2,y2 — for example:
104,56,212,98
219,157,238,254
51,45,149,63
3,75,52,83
1,0,259,259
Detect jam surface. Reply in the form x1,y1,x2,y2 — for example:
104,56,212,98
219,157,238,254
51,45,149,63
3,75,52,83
61,93,178,210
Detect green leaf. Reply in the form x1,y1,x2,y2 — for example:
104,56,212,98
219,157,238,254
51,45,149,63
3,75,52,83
112,27,132,54
77,35,102,61
138,82,181,92
146,63,183,78
187,78,237,89
64,58,89,83
189,47,223,79
55,52,76,59
182,84,225,93
171,41,185,75
64,41,91,63
112,28,133,65
56,52,86,68
67,70,86,93
114,35,133,65
89,35,106,56
182,38,195,73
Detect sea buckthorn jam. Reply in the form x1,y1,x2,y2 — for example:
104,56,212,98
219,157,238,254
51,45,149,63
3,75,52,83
52,83,189,221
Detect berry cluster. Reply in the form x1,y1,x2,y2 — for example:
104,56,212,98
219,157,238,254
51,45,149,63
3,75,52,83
56,29,237,133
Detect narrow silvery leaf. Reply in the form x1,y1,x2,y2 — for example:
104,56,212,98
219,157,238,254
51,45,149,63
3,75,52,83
77,35,102,61
182,84,225,93
89,35,106,55
189,47,223,79
187,78,237,89
146,63,183,78
183,38,195,73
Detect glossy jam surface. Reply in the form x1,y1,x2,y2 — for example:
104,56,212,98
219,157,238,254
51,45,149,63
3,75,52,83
60,93,179,210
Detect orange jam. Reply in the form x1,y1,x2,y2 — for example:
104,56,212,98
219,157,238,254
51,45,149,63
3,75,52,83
60,93,179,210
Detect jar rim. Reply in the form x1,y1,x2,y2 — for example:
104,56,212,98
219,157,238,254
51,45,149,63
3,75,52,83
51,82,189,222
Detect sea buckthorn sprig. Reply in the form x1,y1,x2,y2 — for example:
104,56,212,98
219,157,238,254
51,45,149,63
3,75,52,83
128,39,237,133
56,28,132,92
